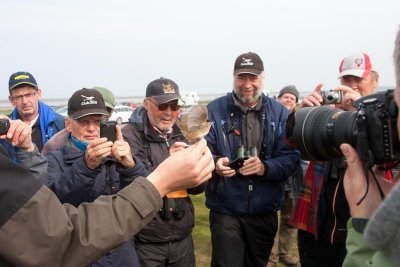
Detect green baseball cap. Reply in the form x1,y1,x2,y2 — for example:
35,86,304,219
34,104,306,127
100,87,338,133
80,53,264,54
93,86,115,110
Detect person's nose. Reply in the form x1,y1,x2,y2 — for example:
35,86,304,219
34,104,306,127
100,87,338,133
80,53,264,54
20,96,29,104
242,77,253,88
346,79,358,90
87,121,97,132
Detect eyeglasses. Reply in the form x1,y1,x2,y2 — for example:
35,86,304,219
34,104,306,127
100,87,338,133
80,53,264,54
11,91,37,102
147,99,181,111
74,117,107,126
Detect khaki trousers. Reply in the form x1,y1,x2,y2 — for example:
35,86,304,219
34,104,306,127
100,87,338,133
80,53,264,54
268,190,297,266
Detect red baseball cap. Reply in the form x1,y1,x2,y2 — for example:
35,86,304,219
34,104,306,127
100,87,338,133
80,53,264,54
338,53,374,78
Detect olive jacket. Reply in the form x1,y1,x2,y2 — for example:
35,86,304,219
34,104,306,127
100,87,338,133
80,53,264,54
0,151,162,267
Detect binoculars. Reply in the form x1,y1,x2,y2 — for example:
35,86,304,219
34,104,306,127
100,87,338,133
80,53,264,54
228,146,258,170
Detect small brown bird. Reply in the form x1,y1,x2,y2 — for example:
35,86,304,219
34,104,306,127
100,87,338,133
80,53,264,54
175,104,213,143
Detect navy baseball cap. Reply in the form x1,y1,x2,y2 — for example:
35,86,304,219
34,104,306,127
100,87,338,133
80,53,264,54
9,71,38,93
146,77,181,104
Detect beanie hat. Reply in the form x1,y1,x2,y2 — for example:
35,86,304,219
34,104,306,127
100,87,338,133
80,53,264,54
278,85,299,102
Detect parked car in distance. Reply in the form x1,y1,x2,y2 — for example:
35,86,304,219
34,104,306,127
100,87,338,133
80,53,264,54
109,105,134,124
54,105,68,117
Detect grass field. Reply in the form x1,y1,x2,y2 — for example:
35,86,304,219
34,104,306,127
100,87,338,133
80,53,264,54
192,193,299,267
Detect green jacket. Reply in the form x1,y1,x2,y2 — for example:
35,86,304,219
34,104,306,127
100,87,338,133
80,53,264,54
343,219,395,267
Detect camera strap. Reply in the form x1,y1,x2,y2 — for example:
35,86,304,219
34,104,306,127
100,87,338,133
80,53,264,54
355,111,385,205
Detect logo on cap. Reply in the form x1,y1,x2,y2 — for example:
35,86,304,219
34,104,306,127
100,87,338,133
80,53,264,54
14,74,30,81
81,95,98,106
240,58,254,66
354,58,364,67
163,82,176,94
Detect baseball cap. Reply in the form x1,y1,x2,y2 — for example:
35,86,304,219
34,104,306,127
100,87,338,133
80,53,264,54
9,71,38,93
67,88,108,119
278,85,299,102
145,77,181,104
233,52,264,76
338,53,373,78
93,86,116,111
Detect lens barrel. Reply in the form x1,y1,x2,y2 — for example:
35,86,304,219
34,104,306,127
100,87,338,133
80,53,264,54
291,106,358,161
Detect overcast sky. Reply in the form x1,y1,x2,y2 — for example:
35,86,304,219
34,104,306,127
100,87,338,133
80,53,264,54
0,0,399,101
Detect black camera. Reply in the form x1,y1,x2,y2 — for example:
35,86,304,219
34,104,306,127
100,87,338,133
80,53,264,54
100,121,117,142
286,89,400,165
228,146,258,170
321,89,343,104
0,119,10,135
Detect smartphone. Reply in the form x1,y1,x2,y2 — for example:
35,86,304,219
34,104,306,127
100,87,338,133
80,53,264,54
100,121,117,142
228,157,245,171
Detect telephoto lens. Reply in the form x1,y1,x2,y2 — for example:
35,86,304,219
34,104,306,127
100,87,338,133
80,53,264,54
285,89,400,164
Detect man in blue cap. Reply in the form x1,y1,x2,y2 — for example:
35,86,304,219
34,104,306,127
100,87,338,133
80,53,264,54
7,71,65,153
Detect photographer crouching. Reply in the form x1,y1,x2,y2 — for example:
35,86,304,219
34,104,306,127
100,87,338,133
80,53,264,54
288,52,380,267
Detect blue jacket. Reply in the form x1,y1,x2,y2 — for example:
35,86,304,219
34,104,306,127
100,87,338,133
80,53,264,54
46,137,146,267
205,93,300,215
7,101,65,154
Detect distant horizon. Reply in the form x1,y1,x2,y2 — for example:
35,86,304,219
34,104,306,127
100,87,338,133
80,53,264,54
0,85,394,109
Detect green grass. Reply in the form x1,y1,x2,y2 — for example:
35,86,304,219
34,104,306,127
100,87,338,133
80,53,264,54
192,193,299,267
192,193,212,266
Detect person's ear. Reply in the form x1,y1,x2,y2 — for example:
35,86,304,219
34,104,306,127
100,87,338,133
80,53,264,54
8,95,16,106
65,117,72,132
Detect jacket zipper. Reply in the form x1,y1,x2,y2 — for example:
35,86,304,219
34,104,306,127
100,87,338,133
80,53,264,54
248,179,253,212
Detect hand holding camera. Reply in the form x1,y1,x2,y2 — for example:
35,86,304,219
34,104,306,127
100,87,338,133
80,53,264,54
0,117,35,152
227,146,264,176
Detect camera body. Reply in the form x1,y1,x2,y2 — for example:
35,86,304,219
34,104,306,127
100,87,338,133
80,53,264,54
100,121,117,142
0,119,10,135
286,89,400,165
321,89,343,104
228,146,258,170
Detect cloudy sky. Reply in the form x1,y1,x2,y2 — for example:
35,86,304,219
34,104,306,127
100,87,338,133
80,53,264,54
0,0,399,101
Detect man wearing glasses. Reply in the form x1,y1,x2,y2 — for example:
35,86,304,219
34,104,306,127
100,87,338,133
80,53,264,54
7,71,65,154
122,77,203,267
46,88,146,267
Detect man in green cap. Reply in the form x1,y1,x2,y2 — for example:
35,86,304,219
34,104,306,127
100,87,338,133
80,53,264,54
93,86,116,115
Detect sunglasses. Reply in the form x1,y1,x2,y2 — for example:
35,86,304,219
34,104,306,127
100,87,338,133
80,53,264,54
147,99,181,111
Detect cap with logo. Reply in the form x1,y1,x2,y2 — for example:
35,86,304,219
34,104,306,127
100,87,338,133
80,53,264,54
9,71,38,93
338,53,374,78
278,85,299,102
146,77,181,104
233,52,264,76
93,86,116,111
68,88,109,120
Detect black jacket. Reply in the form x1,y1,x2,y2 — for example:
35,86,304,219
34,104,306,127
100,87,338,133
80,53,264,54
122,107,203,243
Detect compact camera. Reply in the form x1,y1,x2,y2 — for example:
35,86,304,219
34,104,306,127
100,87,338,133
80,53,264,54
228,146,258,170
321,89,343,104
0,119,10,135
286,89,400,165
